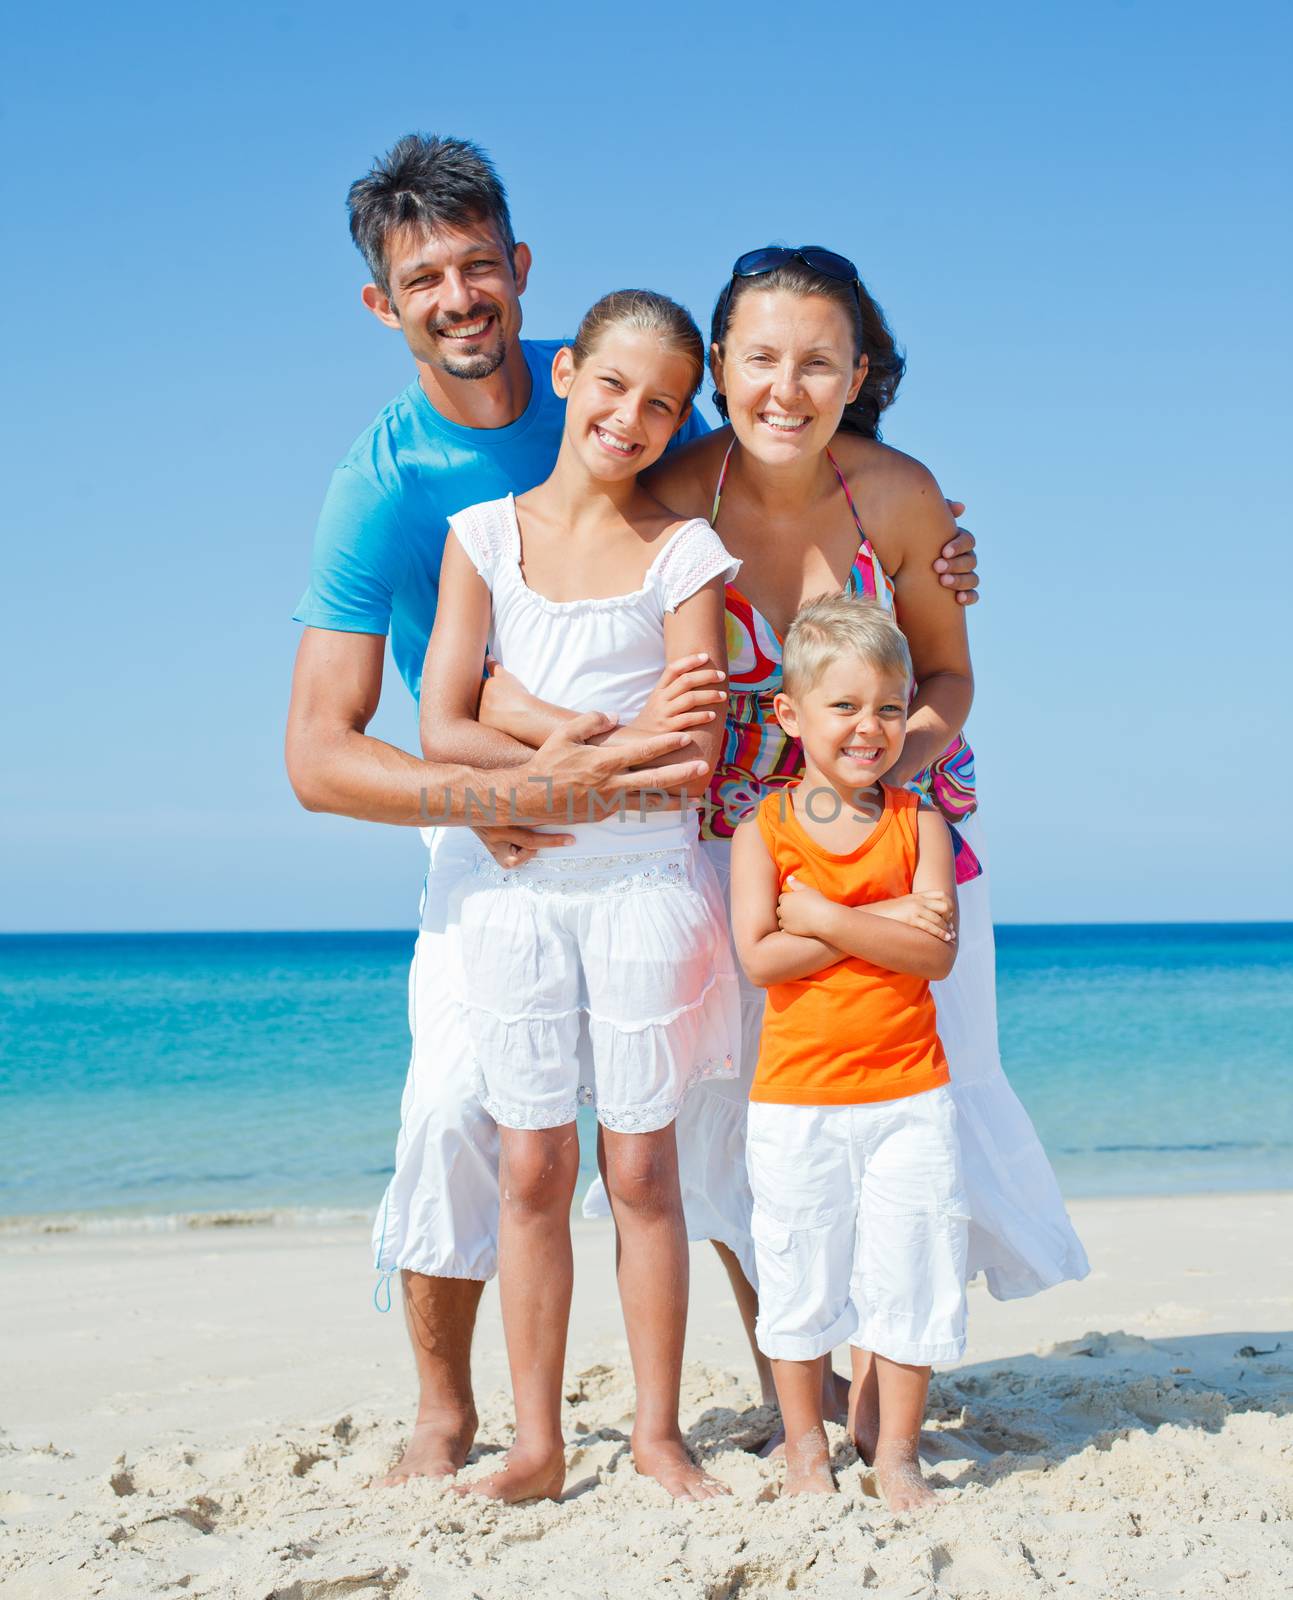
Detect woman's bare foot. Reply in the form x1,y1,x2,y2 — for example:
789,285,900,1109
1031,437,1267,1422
847,1370,880,1466
873,1445,936,1511
379,1406,478,1486
454,1443,565,1504
632,1434,729,1501
825,1368,851,1424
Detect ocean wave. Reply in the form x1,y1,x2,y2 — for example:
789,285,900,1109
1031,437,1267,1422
0,1204,371,1237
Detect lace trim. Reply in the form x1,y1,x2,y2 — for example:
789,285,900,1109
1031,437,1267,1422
468,846,693,896
480,1088,581,1131
481,1053,736,1134
595,1053,738,1133
654,522,742,614
457,967,737,1032
449,498,512,582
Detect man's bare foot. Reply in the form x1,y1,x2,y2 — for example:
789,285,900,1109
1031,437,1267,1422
454,1443,565,1504
380,1406,478,1486
632,1434,729,1501
873,1446,937,1511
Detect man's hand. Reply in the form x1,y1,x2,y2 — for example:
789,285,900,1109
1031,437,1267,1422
514,713,708,823
623,653,727,740
471,823,574,870
776,875,835,939
936,501,979,606
868,891,957,942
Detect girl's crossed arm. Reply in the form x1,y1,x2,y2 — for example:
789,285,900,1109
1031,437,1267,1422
475,576,730,795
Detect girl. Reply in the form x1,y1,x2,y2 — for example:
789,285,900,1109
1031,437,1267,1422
419,290,741,1504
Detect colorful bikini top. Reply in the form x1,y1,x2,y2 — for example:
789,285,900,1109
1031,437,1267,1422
702,440,980,883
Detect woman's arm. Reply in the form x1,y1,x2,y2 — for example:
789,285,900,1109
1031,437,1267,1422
776,809,959,980
869,458,975,788
730,819,845,986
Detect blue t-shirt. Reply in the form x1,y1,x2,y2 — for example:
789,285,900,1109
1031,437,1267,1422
294,338,709,701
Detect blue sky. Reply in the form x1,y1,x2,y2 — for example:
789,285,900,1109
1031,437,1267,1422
4,0,1289,930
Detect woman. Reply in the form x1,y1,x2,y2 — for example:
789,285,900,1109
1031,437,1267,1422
483,247,1087,1431
642,247,1088,1433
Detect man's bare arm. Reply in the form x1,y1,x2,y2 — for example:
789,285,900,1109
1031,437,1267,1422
284,627,707,827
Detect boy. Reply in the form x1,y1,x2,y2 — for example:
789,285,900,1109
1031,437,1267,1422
730,594,968,1509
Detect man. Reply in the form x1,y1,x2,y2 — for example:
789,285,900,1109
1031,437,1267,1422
286,133,980,1487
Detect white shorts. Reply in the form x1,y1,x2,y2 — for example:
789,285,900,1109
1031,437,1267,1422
746,1086,969,1366
671,818,1088,1303
452,819,740,1133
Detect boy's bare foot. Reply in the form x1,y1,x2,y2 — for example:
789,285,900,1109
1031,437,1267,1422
632,1434,729,1501
760,1364,850,1458
782,1427,836,1495
380,1406,478,1486
873,1446,936,1511
454,1443,565,1504
783,1459,837,1494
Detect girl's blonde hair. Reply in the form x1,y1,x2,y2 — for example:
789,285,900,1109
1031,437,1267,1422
571,290,705,400
781,594,912,697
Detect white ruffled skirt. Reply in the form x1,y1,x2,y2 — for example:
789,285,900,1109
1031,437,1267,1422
584,815,1089,1300
453,816,740,1134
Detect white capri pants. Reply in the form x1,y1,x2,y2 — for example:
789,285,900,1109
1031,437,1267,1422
371,827,501,1281
747,1085,970,1366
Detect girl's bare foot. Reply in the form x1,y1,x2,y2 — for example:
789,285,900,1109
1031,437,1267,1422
632,1434,730,1501
454,1443,565,1503
873,1445,936,1511
379,1406,478,1486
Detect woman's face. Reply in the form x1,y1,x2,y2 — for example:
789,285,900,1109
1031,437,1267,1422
553,327,694,481
712,288,867,464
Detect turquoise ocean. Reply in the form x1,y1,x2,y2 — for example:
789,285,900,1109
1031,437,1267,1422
2,925,1291,1225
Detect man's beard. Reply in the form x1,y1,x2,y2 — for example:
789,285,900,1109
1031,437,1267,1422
429,304,507,380
436,341,507,380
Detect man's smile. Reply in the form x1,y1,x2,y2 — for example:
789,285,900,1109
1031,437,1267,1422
437,313,496,341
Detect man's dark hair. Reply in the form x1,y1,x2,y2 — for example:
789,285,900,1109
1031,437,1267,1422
347,134,516,298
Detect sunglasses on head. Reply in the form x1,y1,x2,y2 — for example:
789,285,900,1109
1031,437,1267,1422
717,245,863,324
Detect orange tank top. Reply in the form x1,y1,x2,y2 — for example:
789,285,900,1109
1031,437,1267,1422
751,785,950,1106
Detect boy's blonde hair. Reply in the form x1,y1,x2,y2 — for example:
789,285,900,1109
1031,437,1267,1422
781,594,912,697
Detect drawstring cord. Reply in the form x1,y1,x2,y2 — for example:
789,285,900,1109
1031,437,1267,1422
372,1190,396,1313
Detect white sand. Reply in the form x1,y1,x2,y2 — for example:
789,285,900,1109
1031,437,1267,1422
2,1193,1291,1599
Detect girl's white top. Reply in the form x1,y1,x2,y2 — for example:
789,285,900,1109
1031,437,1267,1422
449,494,741,847
451,494,739,719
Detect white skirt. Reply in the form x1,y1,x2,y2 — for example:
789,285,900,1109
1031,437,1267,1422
452,817,740,1133
584,815,1089,1300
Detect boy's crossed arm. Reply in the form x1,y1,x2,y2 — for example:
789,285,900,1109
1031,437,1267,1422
730,808,960,987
